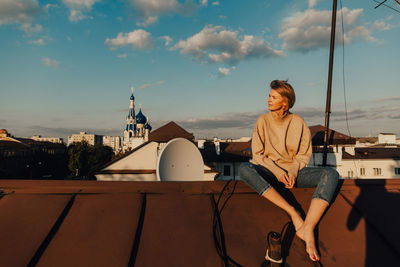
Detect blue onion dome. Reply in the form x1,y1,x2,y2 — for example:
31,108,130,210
130,93,135,100
144,122,152,131
136,109,147,124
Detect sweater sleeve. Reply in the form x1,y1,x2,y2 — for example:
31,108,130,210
290,121,312,177
251,116,286,179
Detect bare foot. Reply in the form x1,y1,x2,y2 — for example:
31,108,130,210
289,210,304,231
296,225,320,261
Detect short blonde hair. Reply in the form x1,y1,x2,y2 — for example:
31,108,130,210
270,80,296,109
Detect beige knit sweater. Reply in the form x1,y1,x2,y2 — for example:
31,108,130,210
251,112,312,179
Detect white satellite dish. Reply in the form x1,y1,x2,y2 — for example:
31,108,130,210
156,138,204,181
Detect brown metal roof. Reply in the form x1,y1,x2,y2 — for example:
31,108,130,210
148,121,194,142
309,125,356,146
200,141,251,163
0,179,399,266
96,169,157,174
0,140,30,149
224,141,252,156
342,147,400,159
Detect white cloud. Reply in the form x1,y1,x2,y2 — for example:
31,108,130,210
62,0,100,22
200,0,208,6
136,15,158,27
117,54,127,58
388,114,400,119
279,7,382,52
371,19,392,31
42,57,59,67
218,66,235,77
28,38,45,45
0,0,43,33
129,0,198,27
308,0,318,8
139,80,165,90
105,29,154,50
20,22,42,34
172,25,285,64
161,35,173,46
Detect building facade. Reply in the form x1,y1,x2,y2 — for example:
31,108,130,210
96,121,218,181
103,136,122,154
67,132,103,146
31,135,64,144
0,129,68,179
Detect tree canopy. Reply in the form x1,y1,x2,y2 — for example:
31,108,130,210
68,141,113,179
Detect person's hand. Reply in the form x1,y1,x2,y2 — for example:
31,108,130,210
278,173,295,188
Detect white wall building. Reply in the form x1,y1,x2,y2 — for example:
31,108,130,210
96,122,218,181
67,132,103,146
308,128,400,179
198,139,251,181
378,133,396,145
30,135,64,144
103,136,121,154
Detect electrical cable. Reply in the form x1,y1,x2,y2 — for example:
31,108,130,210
373,0,400,14
340,0,359,178
212,179,242,267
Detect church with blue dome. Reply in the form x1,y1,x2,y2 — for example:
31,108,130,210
123,87,152,151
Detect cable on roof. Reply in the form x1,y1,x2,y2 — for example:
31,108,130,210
211,179,242,267
128,193,147,267
340,0,359,178
27,192,78,267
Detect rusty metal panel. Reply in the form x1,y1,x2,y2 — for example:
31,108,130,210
340,186,400,265
217,191,319,266
0,180,399,266
36,193,142,267
134,194,222,266
0,194,72,267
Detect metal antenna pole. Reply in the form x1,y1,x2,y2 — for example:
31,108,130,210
322,0,338,166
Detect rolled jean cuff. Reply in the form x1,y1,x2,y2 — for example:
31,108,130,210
259,185,272,196
311,195,330,205
239,162,275,195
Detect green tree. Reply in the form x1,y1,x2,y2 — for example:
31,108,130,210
68,141,113,179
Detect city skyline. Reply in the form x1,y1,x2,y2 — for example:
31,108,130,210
1,0,400,141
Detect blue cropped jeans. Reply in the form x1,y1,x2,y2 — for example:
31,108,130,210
239,162,339,204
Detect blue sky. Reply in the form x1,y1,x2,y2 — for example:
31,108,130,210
1,0,400,141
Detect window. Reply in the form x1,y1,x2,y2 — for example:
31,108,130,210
223,165,231,176
360,168,365,176
348,170,354,178
395,168,400,175
373,168,382,176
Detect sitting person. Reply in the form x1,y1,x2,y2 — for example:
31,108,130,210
239,80,339,262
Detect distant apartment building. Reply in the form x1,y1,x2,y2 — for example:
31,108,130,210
0,129,68,179
308,126,400,179
378,133,397,145
67,132,103,146
341,148,400,179
103,136,122,154
199,137,251,181
30,135,64,144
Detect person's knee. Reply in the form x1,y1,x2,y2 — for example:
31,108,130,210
239,162,252,181
323,168,339,186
